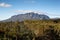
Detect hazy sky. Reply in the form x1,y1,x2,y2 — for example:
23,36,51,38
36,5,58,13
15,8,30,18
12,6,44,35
0,0,60,20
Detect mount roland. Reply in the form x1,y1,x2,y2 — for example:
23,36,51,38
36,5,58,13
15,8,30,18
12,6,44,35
3,12,50,22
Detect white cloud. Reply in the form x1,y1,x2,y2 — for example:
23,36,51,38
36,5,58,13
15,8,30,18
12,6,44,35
24,0,36,3
15,10,47,14
31,0,36,3
0,3,12,7
16,10,33,13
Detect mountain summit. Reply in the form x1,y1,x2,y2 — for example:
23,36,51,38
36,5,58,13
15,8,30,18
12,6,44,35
3,12,50,22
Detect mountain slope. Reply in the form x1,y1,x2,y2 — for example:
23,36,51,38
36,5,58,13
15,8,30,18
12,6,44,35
3,12,50,22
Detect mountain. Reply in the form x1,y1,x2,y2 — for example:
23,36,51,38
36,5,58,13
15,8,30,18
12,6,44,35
2,12,50,22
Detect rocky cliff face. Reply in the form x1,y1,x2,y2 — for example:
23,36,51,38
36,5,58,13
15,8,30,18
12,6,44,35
3,12,50,22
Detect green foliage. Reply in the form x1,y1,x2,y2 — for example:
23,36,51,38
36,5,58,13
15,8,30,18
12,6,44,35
43,26,60,40
0,20,60,40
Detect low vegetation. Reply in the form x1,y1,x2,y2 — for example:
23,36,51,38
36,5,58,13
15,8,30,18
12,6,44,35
0,19,60,40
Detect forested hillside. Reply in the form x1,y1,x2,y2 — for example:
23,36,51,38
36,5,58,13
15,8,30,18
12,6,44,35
0,19,60,40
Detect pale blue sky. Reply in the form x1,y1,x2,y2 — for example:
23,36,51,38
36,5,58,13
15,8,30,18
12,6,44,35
0,0,60,20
